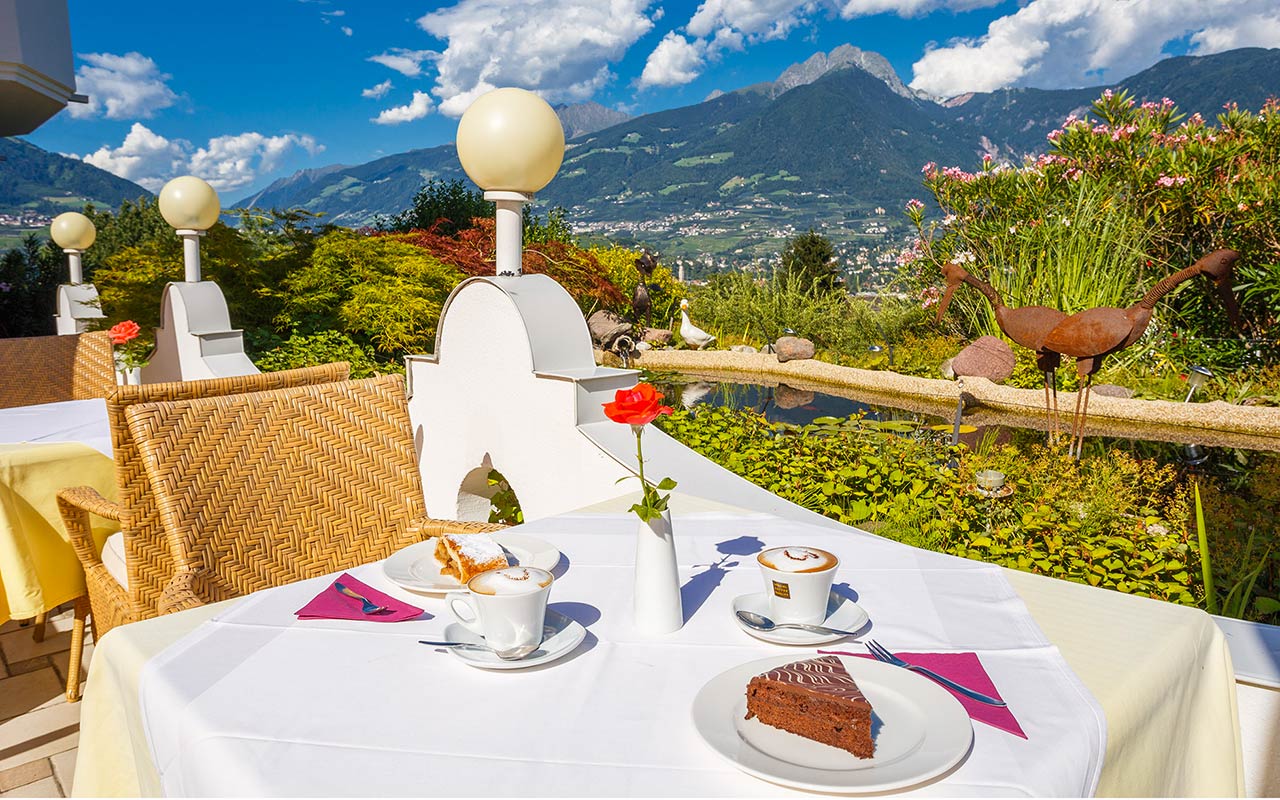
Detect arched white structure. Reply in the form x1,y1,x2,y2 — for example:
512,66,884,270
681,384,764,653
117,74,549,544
140,282,259,382
405,275,849,529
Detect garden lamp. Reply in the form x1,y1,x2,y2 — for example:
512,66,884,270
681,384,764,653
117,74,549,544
49,211,95,284
158,176,221,282
455,87,565,276
1183,365,1213,403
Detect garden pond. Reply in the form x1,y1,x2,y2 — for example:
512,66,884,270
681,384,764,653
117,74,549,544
643,370,1280,624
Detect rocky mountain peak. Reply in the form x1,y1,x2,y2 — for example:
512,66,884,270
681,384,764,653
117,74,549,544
771,44,921,100
554,101,631,140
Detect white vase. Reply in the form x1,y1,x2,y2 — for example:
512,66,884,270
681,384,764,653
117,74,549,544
633,510,683,634
125,367,141,385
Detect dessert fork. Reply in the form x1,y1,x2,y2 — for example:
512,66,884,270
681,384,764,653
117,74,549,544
864,639,1006,707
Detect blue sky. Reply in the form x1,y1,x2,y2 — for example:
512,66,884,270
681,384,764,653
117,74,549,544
25,0,1280,201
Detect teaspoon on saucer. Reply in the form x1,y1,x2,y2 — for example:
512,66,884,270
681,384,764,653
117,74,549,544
418,639,540,661
735,610,864,639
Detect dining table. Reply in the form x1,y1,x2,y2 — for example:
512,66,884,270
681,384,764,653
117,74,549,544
71,492,1243,797
0,398,115,625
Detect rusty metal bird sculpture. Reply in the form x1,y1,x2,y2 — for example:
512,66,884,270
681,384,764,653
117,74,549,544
935,262,1069,442
1043,249,1242,458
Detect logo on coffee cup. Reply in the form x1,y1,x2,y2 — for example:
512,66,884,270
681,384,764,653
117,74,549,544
771,580,791,599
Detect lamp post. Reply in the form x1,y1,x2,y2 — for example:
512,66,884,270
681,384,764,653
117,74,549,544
49,211,103,334
50,211,94,284
455,88,565,276
143,175,258,382
1183,365,1213,403
158,176,221,282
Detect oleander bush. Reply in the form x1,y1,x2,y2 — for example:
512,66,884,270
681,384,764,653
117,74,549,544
656,405,1260,613
909,90,1280,383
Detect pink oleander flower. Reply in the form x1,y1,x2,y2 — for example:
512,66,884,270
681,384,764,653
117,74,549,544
906,198,926,211
1102,89,1114,99
921,161,937,175
1155,174,1189,188
982,153,993,164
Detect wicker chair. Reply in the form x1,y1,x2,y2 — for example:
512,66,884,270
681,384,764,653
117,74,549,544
0,332,116,409
56,363,351,701
122,374,502,615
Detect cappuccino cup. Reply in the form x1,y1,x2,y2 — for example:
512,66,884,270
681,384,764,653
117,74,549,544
446,567,553,656
757,546,839,624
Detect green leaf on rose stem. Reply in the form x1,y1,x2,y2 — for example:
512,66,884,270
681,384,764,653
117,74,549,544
1255,597,1280,615
657,477,678,491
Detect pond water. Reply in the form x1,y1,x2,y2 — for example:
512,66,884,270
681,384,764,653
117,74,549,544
644,370,1276,469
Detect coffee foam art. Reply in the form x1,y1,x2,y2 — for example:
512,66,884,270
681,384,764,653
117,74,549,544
469,566,553,595
758,546,838,573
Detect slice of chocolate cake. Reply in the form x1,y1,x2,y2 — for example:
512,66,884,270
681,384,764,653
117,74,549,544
745,655,875,758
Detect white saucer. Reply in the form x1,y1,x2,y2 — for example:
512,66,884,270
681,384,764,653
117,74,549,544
382,533,561,594
438,609,586,670
692,655,973,794
732,591,869,645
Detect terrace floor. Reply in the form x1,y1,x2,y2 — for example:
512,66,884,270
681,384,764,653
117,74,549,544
0,605,87,797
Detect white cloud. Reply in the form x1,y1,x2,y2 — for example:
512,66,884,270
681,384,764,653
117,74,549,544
417,0,656,117
362,79,393,99
341,26,353,36
322,9,345,16
687,0,821,42
372,90,435,124
909,0,1280,96
837,0,1001,17
76,123,322,193
79,123,187,190
638,32,707,87
368,48,437,77
67,52,179,120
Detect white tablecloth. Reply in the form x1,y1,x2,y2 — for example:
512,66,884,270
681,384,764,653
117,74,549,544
0,398,111,456
136,511,1104,796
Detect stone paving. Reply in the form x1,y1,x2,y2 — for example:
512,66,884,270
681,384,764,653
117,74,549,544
0,606,87,798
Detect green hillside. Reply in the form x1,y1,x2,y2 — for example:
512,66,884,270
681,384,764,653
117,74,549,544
0,137,151,215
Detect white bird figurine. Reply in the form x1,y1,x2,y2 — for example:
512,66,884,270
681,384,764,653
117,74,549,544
679,298,716,349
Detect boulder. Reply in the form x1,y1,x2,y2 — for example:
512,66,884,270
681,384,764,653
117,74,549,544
939,358,956,380
951,336,1015,383
587,310,630,350
774,383,815,410
1091,383,1133,399
642,327,673,346
774,336,816,363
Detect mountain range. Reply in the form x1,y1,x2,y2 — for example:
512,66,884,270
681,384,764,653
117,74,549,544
5,46,1278,270
0,136,149,217
233,46,1280,266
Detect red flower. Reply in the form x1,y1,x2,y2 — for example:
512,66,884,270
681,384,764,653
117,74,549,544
108,320,141,345
603,383,673,426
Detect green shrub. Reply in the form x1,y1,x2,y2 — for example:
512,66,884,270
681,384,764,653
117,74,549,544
254,330,386,378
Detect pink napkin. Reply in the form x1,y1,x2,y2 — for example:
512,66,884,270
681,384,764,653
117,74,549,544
819,649,1026,739
295,573,424,622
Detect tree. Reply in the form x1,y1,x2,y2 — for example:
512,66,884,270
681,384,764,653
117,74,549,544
378,179,492,236
778,229,841,293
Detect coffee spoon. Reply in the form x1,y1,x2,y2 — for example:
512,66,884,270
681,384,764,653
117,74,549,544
735,610,864,639
418,640,540,661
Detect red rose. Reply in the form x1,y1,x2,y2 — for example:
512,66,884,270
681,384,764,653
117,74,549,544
603,383,673,426
108,320,141,345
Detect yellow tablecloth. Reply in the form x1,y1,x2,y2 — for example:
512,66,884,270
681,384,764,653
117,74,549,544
72,493,1244,797
0,442,118,623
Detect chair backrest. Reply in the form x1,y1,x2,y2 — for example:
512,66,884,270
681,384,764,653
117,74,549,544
110,363,350,618
0,332,116,409
125,374,425,604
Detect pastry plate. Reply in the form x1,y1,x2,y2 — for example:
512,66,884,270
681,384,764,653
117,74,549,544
438,609,585,670
732,591,869,645
692,655,973,794
383,533,560,594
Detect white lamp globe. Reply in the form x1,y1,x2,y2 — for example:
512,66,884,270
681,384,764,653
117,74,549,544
158,176,221,230
49,212,96,250
456,88,565,193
